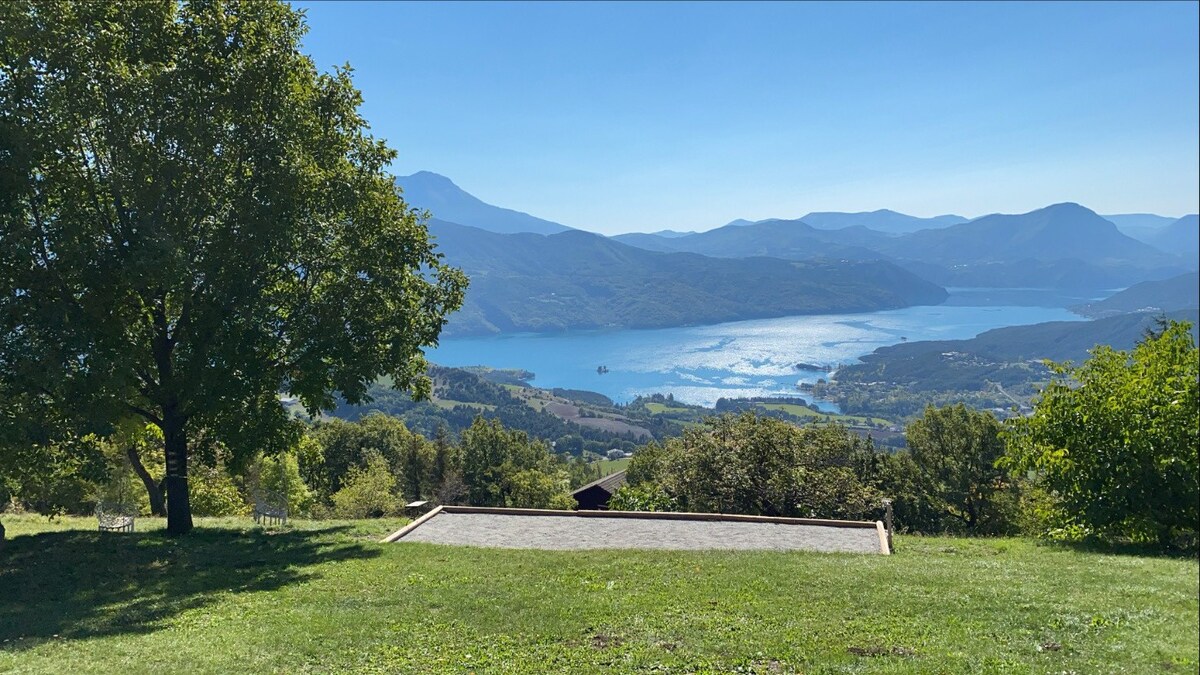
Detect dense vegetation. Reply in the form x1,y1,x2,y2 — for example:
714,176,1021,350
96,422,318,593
616,415,885,520
0,0,464,533
1005,320,1199,546
0,412,600,532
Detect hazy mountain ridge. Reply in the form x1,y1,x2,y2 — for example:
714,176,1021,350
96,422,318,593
615,202,1189,289
1103,213,1179,232
879,203,1172,266
396,171,572,235
428,219,948,337
795,209,968,234
1141,215,1199,263
1072,272,1200,318
616,217,892,260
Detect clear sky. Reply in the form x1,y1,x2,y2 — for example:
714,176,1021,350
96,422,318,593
295,1,1199,234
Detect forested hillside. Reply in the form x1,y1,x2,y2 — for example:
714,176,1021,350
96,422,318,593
819,310,1200,418
430,220,948,336
1074,272,1200,318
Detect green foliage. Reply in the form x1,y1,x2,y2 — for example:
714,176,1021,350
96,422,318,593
504,469,571,510
256,453,316,518
1,436,110,517
460,417,573,509
903,404,1019,535
626,413,883,520
331,454,400,519
307,414,426,500
0,0,465,532
187,464,248,518
1003,320,1200,546
608,483,677,512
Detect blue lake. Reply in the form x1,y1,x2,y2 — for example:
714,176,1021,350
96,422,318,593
426,298,1087,410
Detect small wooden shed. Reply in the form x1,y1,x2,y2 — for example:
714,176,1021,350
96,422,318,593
571,470,627,510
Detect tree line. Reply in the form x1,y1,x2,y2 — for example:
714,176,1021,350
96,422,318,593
1,414,598,532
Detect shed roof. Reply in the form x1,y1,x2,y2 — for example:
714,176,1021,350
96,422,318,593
571,469,626,497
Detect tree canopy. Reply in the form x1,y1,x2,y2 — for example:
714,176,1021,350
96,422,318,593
1003,320,1199,545
903,404,1017,535
623,413,883,520
0,0,466,533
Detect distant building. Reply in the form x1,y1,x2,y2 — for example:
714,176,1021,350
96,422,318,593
571,470,627,510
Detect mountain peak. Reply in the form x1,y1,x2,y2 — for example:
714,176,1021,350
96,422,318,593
1040,201,1092,214
404,170,458,186
395,171,571,235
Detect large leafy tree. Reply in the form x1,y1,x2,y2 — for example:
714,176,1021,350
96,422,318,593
904,404,1017,534
625,413,882,520
1003,320,1199,545
0,0,466,533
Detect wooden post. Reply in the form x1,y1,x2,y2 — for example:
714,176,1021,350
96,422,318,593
882,498,895,553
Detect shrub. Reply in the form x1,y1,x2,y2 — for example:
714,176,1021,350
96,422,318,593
256,452,316,517
188,464,249,517
608,483,677,512
331,454,400,518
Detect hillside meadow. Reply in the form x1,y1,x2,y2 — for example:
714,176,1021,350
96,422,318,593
1,515,1196,674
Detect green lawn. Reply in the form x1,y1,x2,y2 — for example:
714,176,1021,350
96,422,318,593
1,514,1196,673
643,402,694,415
431,398,496,412
593,457,631,473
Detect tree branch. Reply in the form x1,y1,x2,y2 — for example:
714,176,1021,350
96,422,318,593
126,402,163,427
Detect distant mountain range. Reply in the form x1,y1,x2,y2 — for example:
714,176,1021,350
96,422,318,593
1103,213,1179,233
614,203,1192,289
392,170,1196,334
1072,272,1200,318
396,171,572,235
789,210,969,234
428,219,947,336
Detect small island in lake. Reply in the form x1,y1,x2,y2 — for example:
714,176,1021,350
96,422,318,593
793,362,832,372
596,365,609,375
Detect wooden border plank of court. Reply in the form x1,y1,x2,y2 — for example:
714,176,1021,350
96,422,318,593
381,505,444,543
875,520,891,555
440,505,878,528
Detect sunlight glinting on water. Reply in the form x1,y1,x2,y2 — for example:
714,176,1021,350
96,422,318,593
429,299,1085,409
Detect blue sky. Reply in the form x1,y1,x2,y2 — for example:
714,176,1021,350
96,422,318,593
296,1,1199,234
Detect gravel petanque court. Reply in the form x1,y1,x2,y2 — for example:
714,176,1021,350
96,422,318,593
392,508,889,554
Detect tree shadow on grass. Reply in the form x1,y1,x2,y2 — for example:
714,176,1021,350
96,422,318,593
1044,537,1198,560
0,525,380,647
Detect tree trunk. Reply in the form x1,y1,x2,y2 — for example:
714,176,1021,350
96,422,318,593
163,412,193,534
126,446,166,516
0,517,6,543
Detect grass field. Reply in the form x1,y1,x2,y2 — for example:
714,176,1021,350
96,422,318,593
643,402,695,415
593,457,631,473
757,402,891,427
1,514,1196,673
